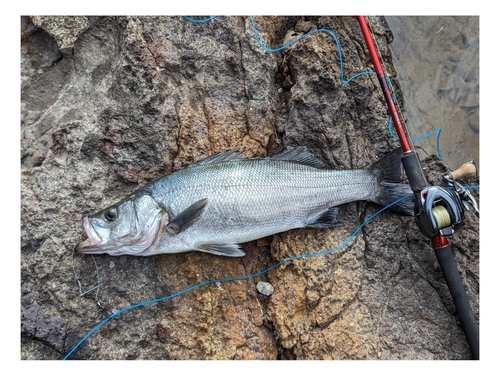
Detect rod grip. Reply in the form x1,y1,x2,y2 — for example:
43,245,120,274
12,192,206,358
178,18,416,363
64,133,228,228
401,151,428,192
434,243,479,360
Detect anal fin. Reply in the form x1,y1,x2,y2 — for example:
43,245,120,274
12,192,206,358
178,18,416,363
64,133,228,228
306,207,342,228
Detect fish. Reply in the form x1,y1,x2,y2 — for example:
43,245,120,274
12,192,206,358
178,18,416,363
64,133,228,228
76,147,414,257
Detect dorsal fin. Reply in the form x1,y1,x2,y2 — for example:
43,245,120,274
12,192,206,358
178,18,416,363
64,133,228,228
184,149,245,168
184,147,325,169
267,147,325,168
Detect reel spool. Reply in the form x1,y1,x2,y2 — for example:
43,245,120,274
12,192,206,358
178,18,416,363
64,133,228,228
415,161,478,239
415,186,464,239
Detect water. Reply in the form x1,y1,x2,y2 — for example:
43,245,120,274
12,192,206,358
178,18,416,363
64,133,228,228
385,16,479,173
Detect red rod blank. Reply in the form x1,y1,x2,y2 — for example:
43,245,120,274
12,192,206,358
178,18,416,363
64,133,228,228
357,16,412,153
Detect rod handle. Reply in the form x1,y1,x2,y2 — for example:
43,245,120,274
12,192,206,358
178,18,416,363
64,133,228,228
450,162,477,180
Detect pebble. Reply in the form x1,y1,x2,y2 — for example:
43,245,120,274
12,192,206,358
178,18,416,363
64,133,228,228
256,281,274,296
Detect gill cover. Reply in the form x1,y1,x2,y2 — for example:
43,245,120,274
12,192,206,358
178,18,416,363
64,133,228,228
76,194,164,256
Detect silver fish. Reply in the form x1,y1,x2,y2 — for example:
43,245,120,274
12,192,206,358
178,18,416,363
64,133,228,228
76,147,413,257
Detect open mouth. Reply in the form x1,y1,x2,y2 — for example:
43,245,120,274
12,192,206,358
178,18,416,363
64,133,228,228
76,216,103,252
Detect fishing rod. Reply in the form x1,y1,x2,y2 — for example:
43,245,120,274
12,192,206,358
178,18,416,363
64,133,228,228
357,16,479,360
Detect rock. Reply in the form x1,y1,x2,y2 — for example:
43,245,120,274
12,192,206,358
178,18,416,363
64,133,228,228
21,16,479,360
295,19,316,33
29,16,91,51
256,281,275,296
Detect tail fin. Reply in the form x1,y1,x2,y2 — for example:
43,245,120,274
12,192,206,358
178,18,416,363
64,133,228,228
368,148,414,215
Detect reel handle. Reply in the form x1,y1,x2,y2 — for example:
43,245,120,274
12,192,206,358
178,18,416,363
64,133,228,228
450,162,476,180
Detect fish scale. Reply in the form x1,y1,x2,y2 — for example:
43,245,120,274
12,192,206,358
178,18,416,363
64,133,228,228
149,162,377,248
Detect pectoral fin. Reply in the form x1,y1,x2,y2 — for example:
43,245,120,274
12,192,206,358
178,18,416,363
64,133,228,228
166,198,208,235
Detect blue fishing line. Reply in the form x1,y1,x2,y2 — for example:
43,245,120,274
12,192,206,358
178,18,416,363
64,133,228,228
342,71,376,86
63,193,414,360
250,15,358,87
183,16,216,23
382,76,447,163
387,117,445,162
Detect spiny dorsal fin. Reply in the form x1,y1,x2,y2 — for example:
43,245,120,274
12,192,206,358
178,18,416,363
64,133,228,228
186,149,245,168
185,147,325,169
267,146,325,168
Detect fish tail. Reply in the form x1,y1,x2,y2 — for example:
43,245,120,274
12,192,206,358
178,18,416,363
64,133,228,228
369,148,414,215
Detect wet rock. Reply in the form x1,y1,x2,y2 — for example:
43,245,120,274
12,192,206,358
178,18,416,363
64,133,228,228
21,16,479,360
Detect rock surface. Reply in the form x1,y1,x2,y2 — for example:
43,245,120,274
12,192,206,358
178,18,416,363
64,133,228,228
21,16,479,360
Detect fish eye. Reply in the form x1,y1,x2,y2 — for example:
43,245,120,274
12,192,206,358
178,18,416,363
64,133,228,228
104,208,118,221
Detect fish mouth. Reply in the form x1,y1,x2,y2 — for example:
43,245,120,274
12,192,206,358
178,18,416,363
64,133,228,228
76,211,164,256
76,216,105,253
